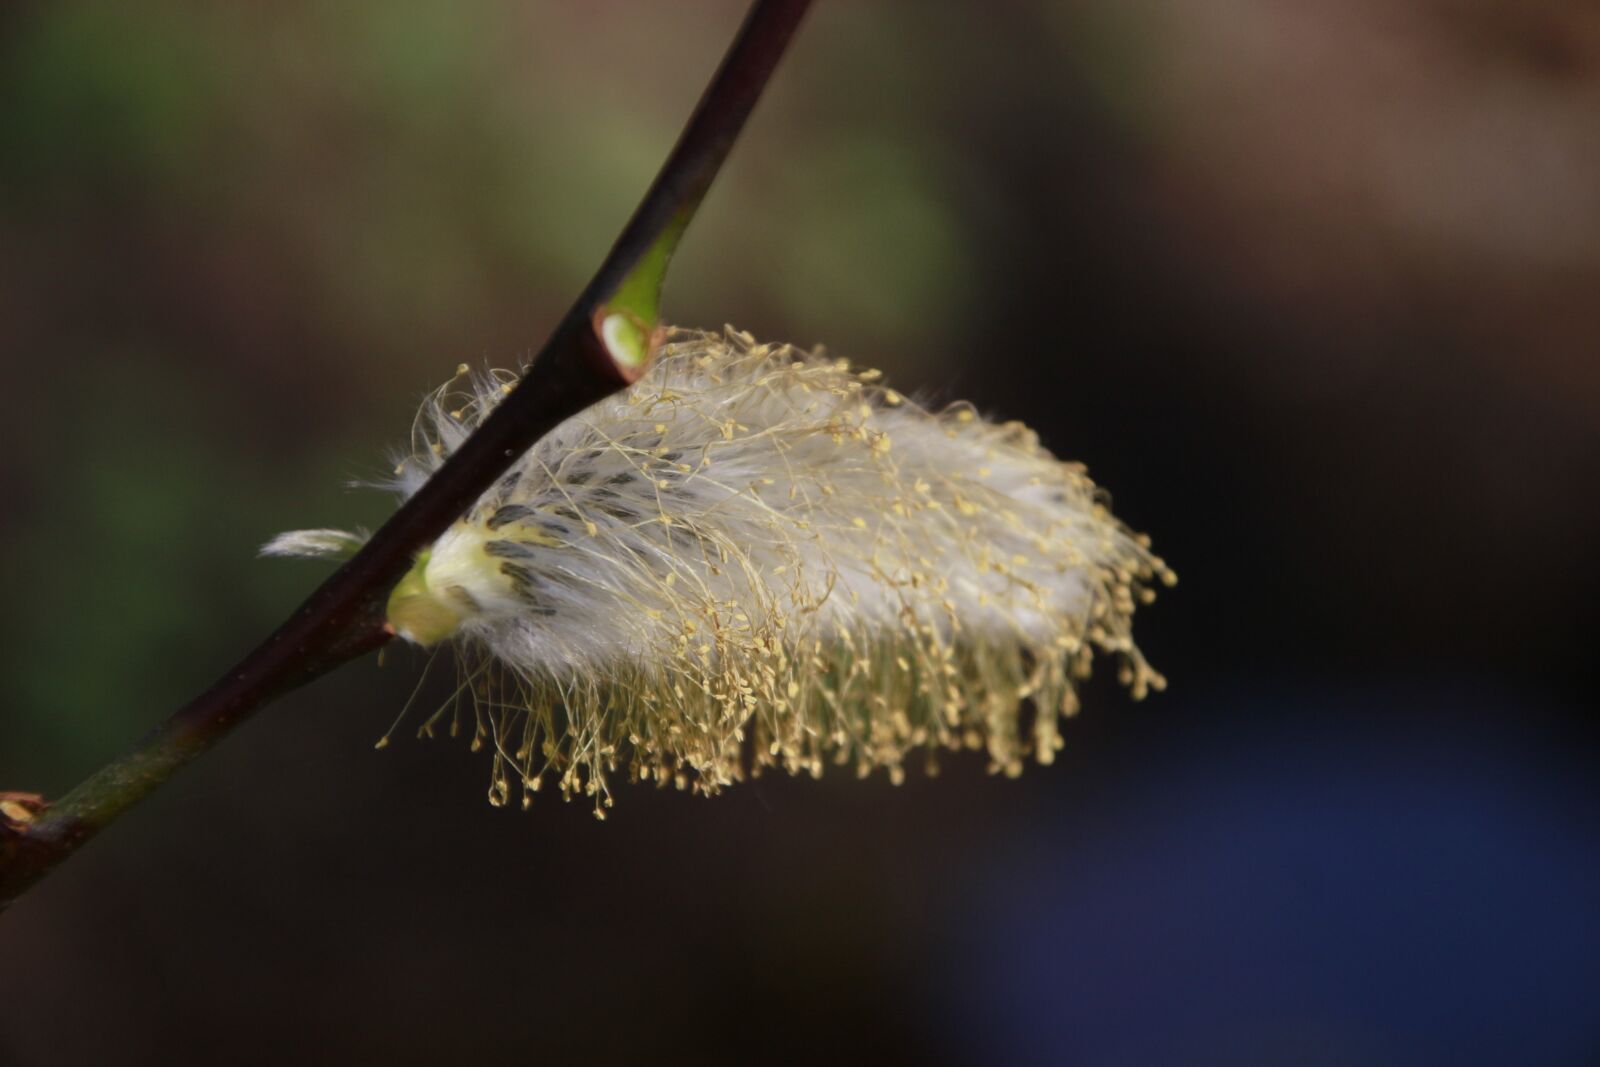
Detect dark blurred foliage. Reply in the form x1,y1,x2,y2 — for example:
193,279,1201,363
0,2,1596,1064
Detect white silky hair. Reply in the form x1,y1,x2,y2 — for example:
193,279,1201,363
269,327,1174,814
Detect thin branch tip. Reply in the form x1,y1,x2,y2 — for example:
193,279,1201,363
0,0,814,915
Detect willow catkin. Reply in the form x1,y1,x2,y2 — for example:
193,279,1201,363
266,327,1174,815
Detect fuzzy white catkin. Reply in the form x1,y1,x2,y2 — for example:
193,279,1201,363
266,327,1174,814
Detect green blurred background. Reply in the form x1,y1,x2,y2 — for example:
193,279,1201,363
1,2,1596,1064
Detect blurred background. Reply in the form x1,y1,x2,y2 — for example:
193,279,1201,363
1,1,1596,1063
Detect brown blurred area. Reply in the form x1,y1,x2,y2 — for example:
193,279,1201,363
0,2,1595,1064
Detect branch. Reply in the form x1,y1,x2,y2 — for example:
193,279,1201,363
0,0,813,914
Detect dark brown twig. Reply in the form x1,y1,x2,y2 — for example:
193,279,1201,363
0,0,813,914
